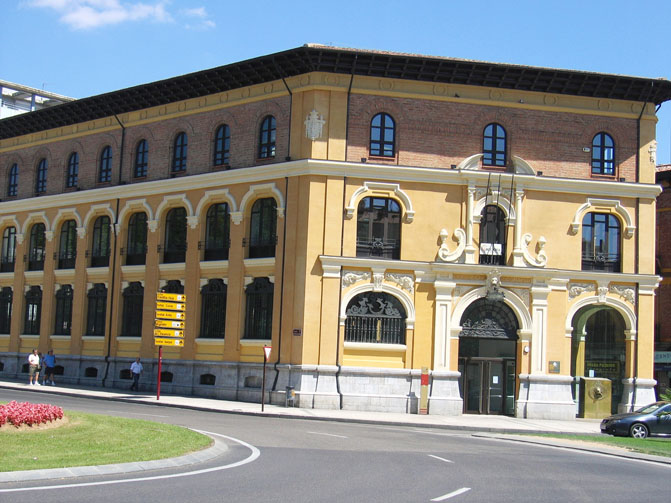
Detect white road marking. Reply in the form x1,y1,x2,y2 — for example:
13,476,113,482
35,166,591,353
128,413,170,418
0,430,259,493
428,454,453,463
307,431,348,438
431,487,471,501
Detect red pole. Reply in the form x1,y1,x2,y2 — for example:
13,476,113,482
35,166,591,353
261,354,267,412
157,346,162,400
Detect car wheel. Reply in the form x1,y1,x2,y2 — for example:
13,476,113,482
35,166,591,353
629,423,649,439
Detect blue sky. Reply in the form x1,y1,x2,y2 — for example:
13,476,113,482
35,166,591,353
3,0,671,164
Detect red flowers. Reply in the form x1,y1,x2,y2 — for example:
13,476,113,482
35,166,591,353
0,401,64,428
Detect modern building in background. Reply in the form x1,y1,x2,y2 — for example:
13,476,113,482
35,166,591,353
1,46,670,419
0,80,72,120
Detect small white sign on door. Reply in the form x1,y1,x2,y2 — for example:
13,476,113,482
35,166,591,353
492,376,499,384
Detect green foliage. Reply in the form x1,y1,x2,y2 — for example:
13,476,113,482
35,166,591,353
531,433,671,457
660,389,671,402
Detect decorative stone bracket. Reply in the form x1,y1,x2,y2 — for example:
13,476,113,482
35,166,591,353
519,233,547,268
437,228,466,262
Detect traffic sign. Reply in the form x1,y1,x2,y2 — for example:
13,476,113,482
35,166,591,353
157,292,187,302
155,310,185,320
153,328,184,338
155,319,185,329
154,338,184,347
263,345,272,361
156,301,186,311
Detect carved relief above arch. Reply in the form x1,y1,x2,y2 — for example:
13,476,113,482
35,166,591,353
233,183,284,225
345,181,414,223
570,198,635,238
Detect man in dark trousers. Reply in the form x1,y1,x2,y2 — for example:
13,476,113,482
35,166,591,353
130,357,143,391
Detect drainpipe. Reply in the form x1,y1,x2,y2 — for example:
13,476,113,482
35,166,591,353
335,176,348,409
279,71,292,161
272,176,289,392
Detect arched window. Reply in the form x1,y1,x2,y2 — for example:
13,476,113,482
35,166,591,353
126,212,147,265
479,205,506,265
258,116,276,159
99,146,112,183
204,203,230,261
0,286,12,334
213,124,231,166
356,197,401,259
1,226,16,272
7,163,18,197
164,207,187,263
591,132,615,175
161,280,184,294
24,285,42,335
345,291,406,344
483,123,507,167
90,216,111,267
201,279,227,338
86,283,107,336
244,277,273,340
248,198,277,258
67,152,79,188
28,223,46,271
582,212,620,272
370,113,395,157
134,139,148,178
172,132,187,172
35,158,48,194
58,219,77,269
54,284,73,335
121,282,144,337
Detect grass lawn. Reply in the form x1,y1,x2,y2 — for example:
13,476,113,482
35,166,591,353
530,433,671,457
0,410,212,472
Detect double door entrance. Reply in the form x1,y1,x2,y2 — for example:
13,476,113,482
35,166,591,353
459,358,516,415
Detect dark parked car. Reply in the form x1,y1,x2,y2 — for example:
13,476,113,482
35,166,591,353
600,401,671,438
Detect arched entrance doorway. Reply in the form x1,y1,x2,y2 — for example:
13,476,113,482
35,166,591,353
571,306,626,414
458,298,519,415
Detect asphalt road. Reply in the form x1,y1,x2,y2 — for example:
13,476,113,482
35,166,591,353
1,389,669,502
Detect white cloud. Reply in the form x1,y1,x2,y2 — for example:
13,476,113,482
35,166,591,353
181,6,215,30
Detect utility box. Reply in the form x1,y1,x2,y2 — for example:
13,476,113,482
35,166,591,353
578,377,611,419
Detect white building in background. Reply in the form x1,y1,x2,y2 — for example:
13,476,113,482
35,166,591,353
0,80,72,119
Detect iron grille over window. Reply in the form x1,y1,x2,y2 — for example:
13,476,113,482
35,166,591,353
99,146,112,183
258,116,276,159
161,280,184,294
28,223,46,271
54,284,73,335
90,216,111,267
134,139,148,178
459,298,519,340
35,158,47,194
121,282,144,337
345,292,406,344
244,277,273,340
483,123,506,166
249,198,277,258
591,132,615,175
356,197,401,259
24,285,42,335
213,124,230,166
86,283,107,336
479,205,506,266
0,286,12,333
126,212,148,265
58,220,77,269
164,208,187,263
1,226,16,273
172,132,188,172
582,212,620,272
67,152,79,188
7,163,18,197
201,279,227,338
370,113,395,157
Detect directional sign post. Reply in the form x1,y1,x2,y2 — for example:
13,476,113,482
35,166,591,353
155,292,187,400
261,345,271,412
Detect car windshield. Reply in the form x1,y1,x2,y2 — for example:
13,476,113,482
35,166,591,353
635,402,667,414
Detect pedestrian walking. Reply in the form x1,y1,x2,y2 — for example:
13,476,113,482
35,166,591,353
130,357,143,391
42,350,56,385
28,349,41,385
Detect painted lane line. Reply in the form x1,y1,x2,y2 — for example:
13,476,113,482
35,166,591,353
431,487,471,501
428,454,454,464
128,413,170,418
307,431,348,438
0,430,259,493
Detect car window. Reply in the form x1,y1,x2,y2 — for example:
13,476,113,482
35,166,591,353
637,403,663,414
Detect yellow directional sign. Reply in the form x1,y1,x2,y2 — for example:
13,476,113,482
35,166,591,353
155,310,185,320
156,301,186,312
153,328,185,338
154,338,184,347
157,292,187,302
155,319,185,329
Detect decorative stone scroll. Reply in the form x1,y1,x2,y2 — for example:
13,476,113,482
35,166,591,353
341,270,370,288
521,233,547,268
437,228,466,262
610,285,636,305
568,283,595,300
385,273,414,293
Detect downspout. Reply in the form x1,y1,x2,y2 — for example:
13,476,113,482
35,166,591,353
279,72,293,161
336,176,347,409
272,176,289,392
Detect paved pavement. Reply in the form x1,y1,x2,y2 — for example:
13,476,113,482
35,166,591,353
1,378,669,483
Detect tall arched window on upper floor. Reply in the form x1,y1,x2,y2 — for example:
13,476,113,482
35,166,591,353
121,282,143,337
582,212,621,272
172,132,188,173
0,286,12,334
24,285,42,335
54,284,73,335
370,113,396,157
7,163,18,197
479,205,507,265
356,197,401,260
98,146,112,183
204,203,230,261
126,212,147,265
248,198,277,258
164,207,187,263
57,219,77,269
90,215,111,267
345,291,406,344
244,277,273,340
86,283,107,336
134,139,148,178
35,158,48,194
66,152,79,188
258,116,276,159
201,279,227,339
28,223,46,271
1,226,16,273
483,123,507,167
213,124,231,167
591,132,615,176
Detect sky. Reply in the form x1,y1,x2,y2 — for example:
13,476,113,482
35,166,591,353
2,0,671,164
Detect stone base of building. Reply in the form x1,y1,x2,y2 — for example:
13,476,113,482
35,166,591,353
515,373,576,420
618,378,658,413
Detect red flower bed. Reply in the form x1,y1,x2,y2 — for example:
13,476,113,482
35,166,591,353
0,401,64,428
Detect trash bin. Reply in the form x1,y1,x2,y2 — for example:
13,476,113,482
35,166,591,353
285,386,295,407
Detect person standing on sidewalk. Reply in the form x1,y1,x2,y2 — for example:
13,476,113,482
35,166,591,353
130,357,143,391
42,350,56,385
28,349,41,385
